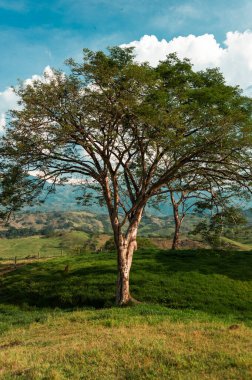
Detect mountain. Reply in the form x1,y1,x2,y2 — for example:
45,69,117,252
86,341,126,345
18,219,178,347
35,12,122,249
27,183,176,216
26,182,252,216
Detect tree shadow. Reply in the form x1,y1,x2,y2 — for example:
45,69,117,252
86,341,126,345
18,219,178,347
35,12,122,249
0,249,251,322
153,249,252,281
0,256,117,309
130,249,252,321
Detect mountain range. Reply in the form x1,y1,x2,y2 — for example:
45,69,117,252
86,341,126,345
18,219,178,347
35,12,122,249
27,182,252,217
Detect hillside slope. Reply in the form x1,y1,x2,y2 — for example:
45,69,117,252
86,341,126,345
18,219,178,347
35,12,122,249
0,249,251,379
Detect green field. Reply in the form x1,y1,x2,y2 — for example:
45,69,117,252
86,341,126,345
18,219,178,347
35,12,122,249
0,231,90,260
221,236,252,251
0,246,251,379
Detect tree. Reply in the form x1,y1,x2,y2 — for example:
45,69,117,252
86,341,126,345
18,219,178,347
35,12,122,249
192,200,247,249
0,165,41,221
169,188,211,250
157,174,250,250
169,187,250,250
1,48,252,305
162,175,215,249
191,188,249,249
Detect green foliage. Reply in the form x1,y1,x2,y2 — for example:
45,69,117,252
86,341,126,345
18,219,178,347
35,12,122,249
136,237,157,249
0,166,42,220
1,47,252,224
193,220,222,249
193,206,247,249
1,46,252,305
103,237,115,251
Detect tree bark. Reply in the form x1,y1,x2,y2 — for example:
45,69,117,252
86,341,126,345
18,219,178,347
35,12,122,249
170,191,185,250
104,170,144,305
172,217,181,250
115,215,141,306
116,240,136,305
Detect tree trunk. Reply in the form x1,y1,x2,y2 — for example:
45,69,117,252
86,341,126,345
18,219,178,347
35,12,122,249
116,235,138,305
171,200,183,250
172,219,181,250
115,219,140,306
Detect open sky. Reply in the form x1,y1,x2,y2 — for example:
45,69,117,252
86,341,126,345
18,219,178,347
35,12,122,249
1,0,252,127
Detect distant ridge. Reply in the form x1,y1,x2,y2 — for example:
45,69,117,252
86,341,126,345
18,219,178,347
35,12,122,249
26,182,252,217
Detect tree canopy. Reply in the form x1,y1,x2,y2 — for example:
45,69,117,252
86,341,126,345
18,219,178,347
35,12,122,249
1,47,252,304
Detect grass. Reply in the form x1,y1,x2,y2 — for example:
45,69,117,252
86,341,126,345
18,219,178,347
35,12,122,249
1,305,252,380
0,235,62,259
0,231,90,259
0,248,251,379
221,236,252,251
1,249,251,320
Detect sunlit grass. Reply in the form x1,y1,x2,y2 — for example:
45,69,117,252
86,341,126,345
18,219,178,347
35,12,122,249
0,305,252,380
0,232,90,259
0,248,251,379
221,236,252,251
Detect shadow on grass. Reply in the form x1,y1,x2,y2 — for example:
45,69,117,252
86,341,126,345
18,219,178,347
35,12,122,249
130,249,252,321
0,255,117,309
0,249,251,322
154,249,252,281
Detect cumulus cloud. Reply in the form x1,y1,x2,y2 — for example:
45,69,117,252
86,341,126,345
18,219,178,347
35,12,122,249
0,87,18,131
1,30,252,131
220,31,252,89
23,65,57,87
0,66,54,132
122,31,252,92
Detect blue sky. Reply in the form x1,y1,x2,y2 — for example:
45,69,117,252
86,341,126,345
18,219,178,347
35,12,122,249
1,0,252,90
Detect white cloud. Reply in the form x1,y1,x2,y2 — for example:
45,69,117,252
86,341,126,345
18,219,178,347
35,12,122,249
122,31,252,93
122,34,222,69
0,66,55,132
220,31,252,89
0,87,18,132
23,65,57,86
1,30,252,132
0,113,6,129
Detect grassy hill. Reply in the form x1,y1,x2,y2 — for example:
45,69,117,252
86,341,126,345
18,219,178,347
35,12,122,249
0,248,251,379
221,236,252,251
0,211,111,237
0,231,92,260
0,233,206,262
0,210,201,238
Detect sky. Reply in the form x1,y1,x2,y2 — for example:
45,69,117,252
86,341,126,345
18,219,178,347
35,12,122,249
1,0,252,129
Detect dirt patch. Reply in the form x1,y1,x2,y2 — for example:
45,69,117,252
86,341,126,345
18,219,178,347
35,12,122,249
0,263,25,276
179,238,206,249
151,237,206,250
0,341,22,350
0,257,54,276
